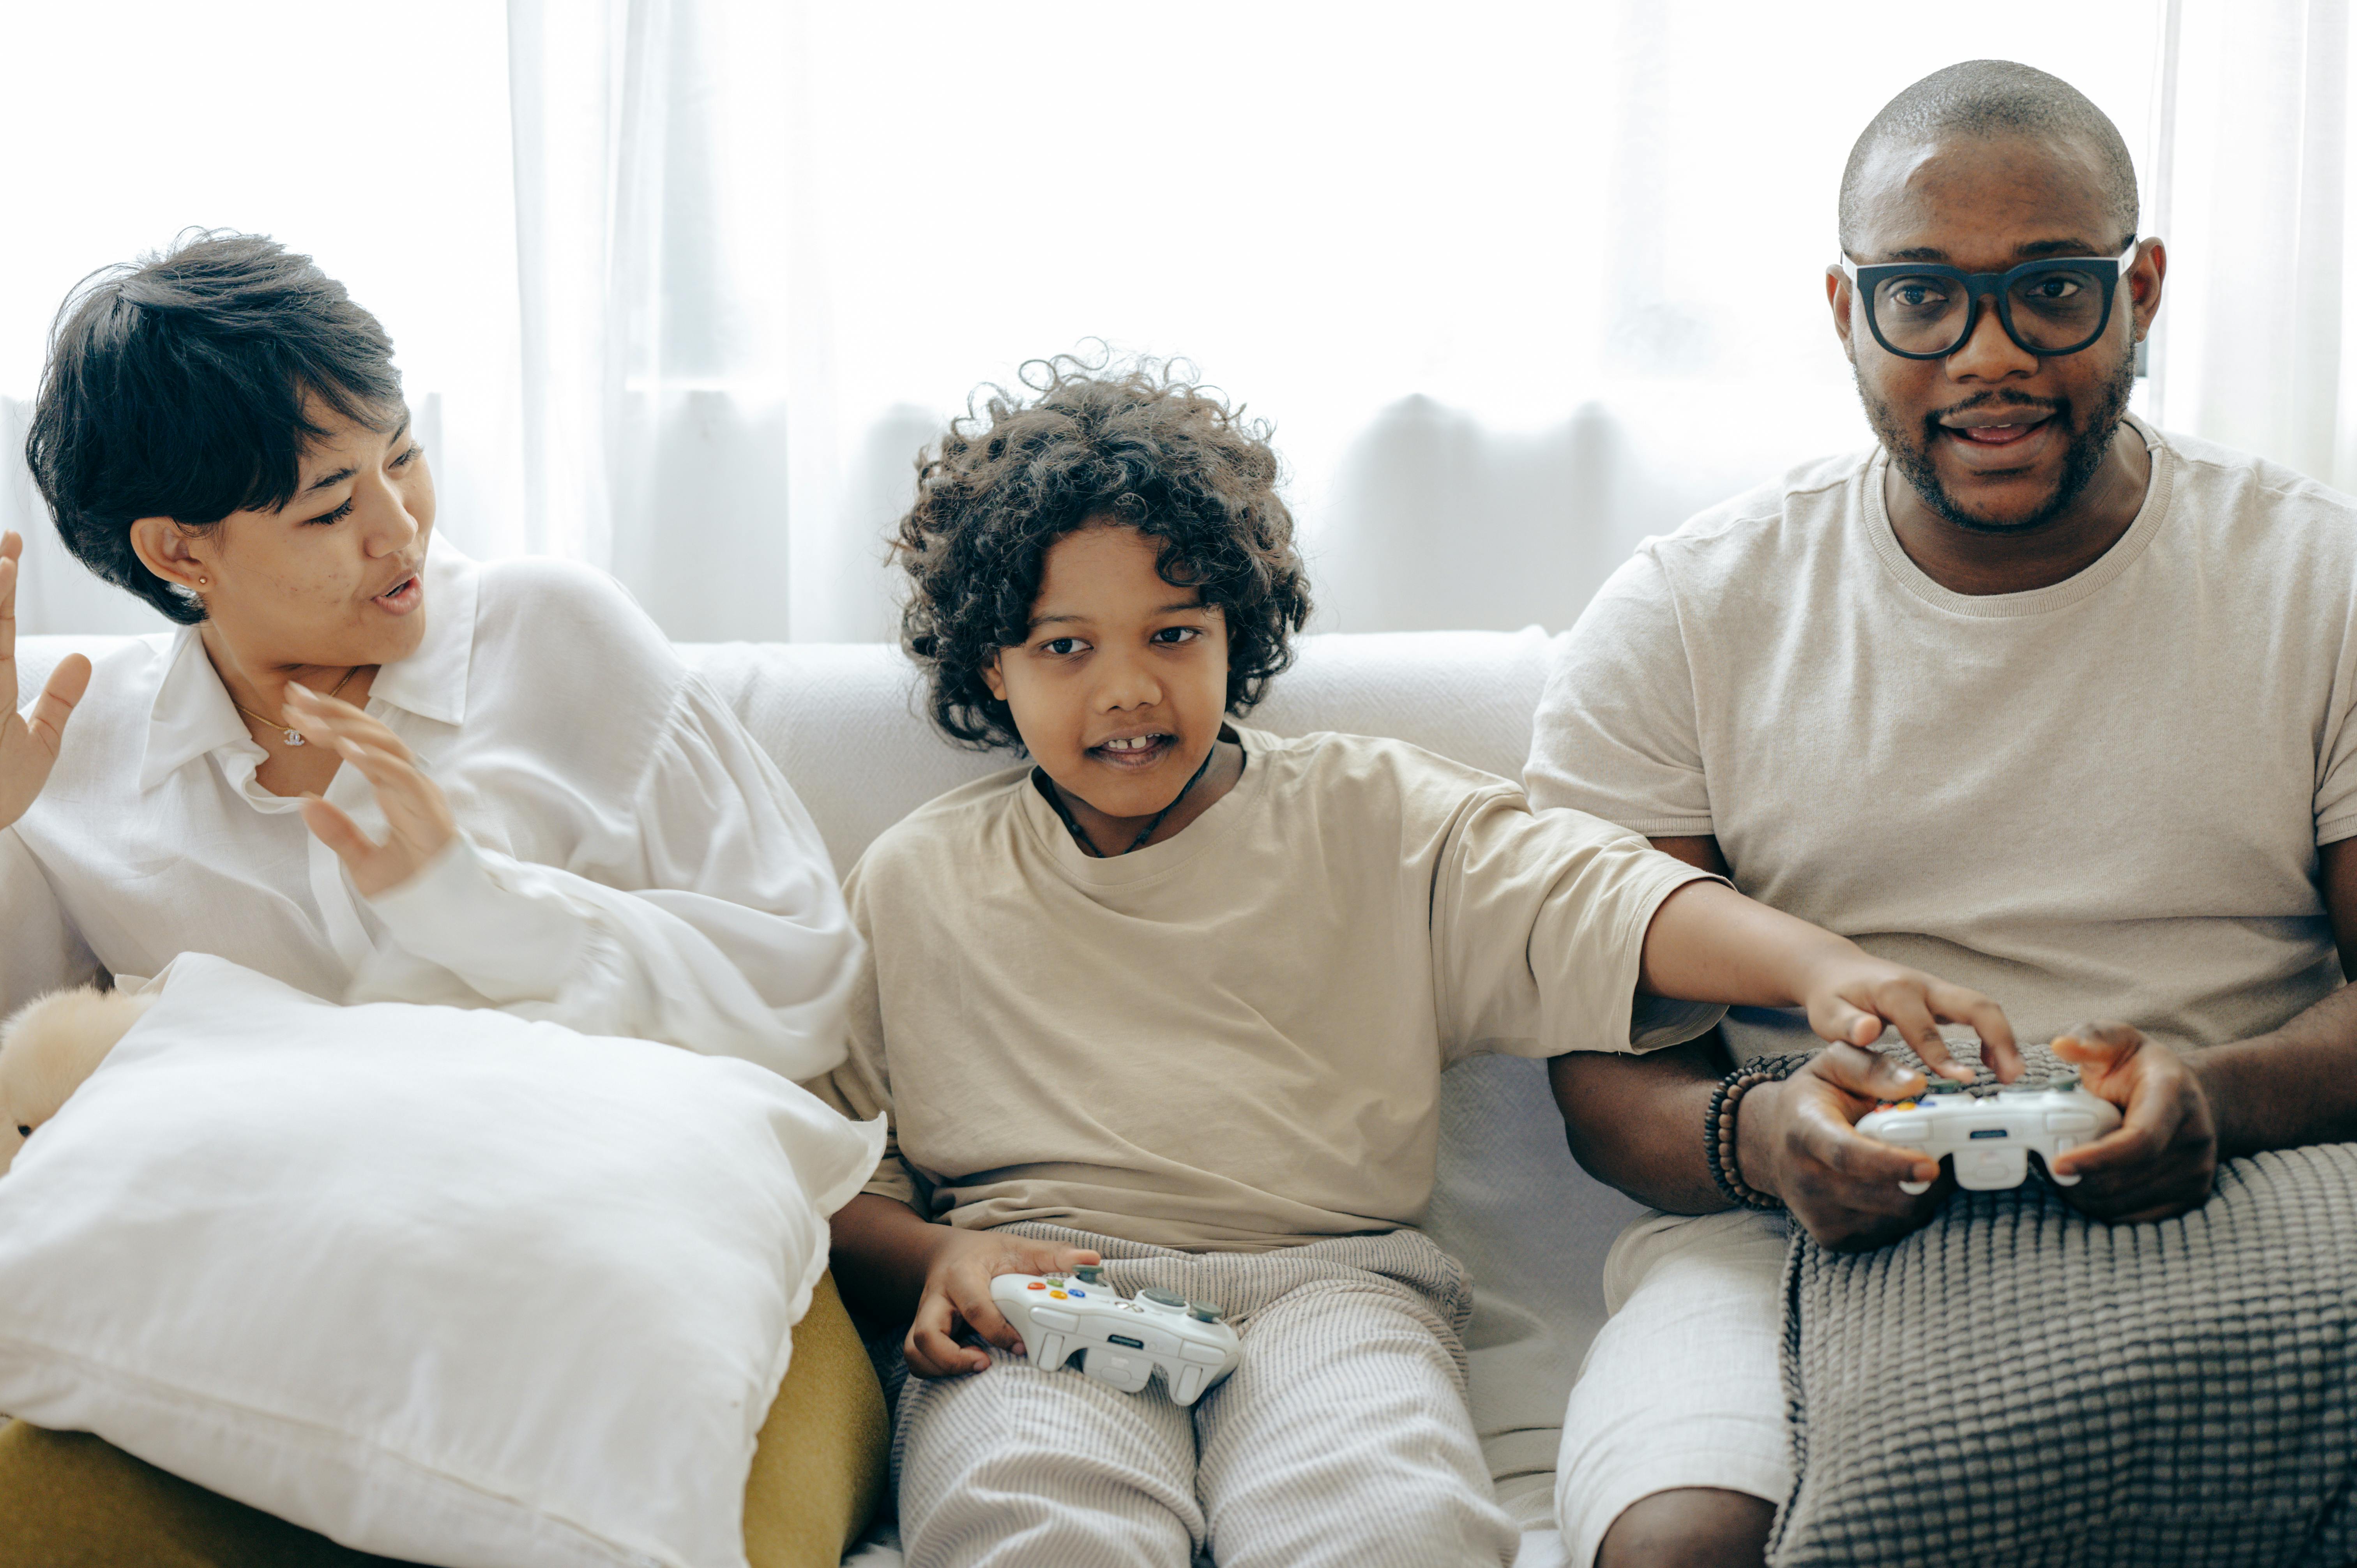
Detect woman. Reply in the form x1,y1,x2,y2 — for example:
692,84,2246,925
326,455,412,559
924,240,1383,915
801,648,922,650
0,233,882,1568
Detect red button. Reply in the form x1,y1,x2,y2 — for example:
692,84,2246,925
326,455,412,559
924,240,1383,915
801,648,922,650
1027,1282,1045,1291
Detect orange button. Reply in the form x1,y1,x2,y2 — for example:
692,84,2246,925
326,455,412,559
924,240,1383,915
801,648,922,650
1027,1282,1046,1291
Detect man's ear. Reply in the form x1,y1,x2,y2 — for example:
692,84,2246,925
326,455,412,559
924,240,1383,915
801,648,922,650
2127,238,2168,341
1825,267,1857,364
981,651,1008,703
127,516,212,594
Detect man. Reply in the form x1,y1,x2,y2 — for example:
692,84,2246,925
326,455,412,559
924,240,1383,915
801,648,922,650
1530,59,2357,1568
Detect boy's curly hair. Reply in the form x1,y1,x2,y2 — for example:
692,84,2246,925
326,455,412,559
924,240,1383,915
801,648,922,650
895,355,1312,751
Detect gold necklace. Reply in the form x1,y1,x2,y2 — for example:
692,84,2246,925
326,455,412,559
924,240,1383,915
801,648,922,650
230,666,364,748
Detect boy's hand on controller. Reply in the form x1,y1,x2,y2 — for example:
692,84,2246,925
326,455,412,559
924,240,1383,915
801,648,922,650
2046,1021,2217,1222
907,1231,1103,1379
1739,1044,1950,1251
1799,950,2023,1084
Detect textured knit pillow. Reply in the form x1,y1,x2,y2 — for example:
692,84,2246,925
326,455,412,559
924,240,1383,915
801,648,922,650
0,954,883,1568
1773,1048,2357,1568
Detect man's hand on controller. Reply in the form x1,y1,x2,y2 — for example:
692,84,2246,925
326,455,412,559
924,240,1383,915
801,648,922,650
1743,954,2023,1251
2046,1021,2218,1222
1739,1045,1950,1250
906,1229,1102,1379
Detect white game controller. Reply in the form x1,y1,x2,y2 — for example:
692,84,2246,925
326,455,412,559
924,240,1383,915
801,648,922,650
990,1265,1242,1405
1857,1072,2122,1194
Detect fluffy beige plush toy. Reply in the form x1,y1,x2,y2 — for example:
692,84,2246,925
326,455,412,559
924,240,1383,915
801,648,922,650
0,987,154,1173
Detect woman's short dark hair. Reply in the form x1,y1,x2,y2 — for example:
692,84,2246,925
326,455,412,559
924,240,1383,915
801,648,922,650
23,230,403,625
895,356,1313,751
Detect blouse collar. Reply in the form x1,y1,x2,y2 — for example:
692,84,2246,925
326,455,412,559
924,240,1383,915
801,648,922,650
138,535,481,791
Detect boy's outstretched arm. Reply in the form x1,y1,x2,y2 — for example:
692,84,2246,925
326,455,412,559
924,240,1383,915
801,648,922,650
1552,856,2025,1251
1636,876,2021,1079
829,1194,1101,1377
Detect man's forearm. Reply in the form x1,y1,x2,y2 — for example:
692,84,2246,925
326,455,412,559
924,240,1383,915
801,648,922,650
1549,1034,1738,1214
2193,985,2357,1158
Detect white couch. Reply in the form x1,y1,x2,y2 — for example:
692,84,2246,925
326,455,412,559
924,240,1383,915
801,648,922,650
22,628,1643,1568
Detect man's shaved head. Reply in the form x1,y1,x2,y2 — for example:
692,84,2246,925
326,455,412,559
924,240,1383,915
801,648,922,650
1839,60,2138,254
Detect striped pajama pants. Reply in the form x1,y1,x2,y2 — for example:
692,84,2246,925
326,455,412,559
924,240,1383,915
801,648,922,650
891,1223,1520,1568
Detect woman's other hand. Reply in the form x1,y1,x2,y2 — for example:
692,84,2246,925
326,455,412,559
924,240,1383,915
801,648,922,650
0,533,90,832
285,682,457,897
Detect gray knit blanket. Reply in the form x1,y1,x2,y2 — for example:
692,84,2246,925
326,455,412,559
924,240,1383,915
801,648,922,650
1771,1048,2357,1568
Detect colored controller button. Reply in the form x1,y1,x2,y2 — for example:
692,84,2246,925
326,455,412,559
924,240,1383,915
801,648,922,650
1026,1282,1045,1291
1048,1290,1068,1300
1070,1289,1086,1298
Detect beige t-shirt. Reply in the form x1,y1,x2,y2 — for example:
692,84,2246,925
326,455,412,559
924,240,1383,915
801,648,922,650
1528,416,2357,1056
810,727,1720,1252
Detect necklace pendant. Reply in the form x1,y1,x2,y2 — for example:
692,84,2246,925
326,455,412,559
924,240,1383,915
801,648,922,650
282,730,305,747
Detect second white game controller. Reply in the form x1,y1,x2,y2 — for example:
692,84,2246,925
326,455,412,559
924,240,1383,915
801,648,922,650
990,1265,1243,1405
1857,1072,2122,1194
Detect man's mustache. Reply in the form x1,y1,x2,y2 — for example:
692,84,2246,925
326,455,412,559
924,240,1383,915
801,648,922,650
1924,392,2069,426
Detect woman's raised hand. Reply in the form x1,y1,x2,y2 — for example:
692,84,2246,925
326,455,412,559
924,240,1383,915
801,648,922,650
284,682,457,897
0,533,91,832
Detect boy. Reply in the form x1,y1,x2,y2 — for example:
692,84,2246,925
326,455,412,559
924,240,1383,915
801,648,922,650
811,358,2009,1568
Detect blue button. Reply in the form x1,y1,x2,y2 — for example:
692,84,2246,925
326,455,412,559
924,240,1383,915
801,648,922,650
1070,1289,1087,1298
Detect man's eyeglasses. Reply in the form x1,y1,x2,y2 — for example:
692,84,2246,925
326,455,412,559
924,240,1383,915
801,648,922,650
1836,240,2141,360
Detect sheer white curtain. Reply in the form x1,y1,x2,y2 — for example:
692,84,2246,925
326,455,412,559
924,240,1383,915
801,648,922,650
2,2,2350,640
2146,0,2357,491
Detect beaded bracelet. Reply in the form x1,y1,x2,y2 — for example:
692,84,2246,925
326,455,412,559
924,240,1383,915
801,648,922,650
1704,1055,1811,1212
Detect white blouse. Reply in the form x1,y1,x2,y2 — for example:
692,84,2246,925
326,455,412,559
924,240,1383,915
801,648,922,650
0,539,859,1082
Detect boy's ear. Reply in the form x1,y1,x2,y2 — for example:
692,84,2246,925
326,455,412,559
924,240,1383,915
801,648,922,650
981,652,1007,703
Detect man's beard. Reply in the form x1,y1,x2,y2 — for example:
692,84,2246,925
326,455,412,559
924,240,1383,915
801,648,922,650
1857,350,2135,535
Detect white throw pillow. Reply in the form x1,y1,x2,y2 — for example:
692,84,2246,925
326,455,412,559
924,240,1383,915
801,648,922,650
0,952,884,1568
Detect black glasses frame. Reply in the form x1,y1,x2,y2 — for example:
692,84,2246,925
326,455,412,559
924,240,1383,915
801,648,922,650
1837,240,2141,360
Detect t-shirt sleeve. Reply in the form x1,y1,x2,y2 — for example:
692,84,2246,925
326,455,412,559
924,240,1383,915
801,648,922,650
1525,548,1714,836
1430,785,1728,1061
2315,588,2357,847
797,863,922,1208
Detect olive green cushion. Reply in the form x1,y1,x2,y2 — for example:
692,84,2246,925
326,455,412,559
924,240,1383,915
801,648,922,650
0,1271,887,1568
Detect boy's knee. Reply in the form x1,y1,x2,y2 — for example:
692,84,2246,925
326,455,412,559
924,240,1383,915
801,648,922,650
1596,1487,1772,1568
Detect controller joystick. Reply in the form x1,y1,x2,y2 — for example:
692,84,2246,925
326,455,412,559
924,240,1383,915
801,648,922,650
1857,1072,2122,1194
990,1271,1242,1405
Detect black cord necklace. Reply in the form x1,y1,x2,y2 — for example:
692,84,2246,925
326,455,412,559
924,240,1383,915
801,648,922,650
1036,745,1219,857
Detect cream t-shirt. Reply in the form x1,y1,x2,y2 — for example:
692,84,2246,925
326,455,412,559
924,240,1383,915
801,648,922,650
1527,416,2357,1056
810,727,1720,1252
